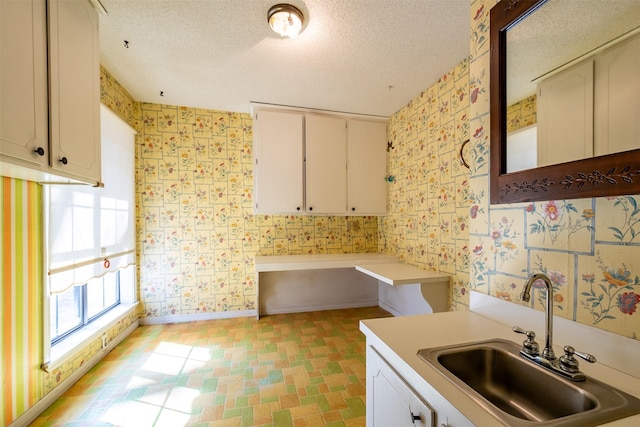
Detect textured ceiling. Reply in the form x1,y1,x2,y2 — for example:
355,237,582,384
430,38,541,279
98,0,470,116
507,0,640,105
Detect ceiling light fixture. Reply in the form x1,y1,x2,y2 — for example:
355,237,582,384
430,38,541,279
267,4,304,39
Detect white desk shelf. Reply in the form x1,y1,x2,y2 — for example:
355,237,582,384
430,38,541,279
356,263,450,315
254,254,400,319
255,253,400,272
355,263,449,286
254,254,450,318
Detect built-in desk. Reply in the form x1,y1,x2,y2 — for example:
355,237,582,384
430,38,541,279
255,254,450,319
254,254,400,319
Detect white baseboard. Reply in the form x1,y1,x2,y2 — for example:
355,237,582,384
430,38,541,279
377,300,403,317
263,300,379,316
139,309,257,325
10,320,139,427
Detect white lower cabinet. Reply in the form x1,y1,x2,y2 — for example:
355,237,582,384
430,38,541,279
367,345,472,427
368,346,435,426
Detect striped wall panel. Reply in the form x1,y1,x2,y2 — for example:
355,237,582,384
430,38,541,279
1,177,43,426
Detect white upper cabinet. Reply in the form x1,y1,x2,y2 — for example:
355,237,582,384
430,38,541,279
252,104,388,216
0,0,49,169
305,114,347,214
348,119,387,215
0,0,101,185
253,109,304,214
536,31,640,169
594,32,640,157
48,0,101,183
537,60,594,167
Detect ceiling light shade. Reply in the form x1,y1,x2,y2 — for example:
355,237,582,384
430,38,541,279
267,4,304,39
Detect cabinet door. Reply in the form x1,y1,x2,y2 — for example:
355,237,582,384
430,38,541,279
254,110,304,214
594,33,640,156
536,60,593,167
367,347,434,427
348,119,387,215
305,114,347,214
0,0,48,167
48,0,101,183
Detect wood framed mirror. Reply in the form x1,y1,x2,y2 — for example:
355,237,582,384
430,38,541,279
489,0,640,204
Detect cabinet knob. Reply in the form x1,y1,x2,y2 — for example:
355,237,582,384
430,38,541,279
351,207,356,211
410,411,421,422
59,157,68,165
296,207,301,211
34,147,45,156
309,206,313,211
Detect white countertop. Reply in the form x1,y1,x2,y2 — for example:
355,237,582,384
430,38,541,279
360,310,640,426
355,263,449,285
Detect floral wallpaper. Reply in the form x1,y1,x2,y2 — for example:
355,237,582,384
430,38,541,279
100,74,379,319
380,58,471,311
507,94,536,133
467,0,639,340
135,103,378,317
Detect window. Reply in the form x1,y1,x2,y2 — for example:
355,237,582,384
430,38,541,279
50,271,122,344
46,105,136,351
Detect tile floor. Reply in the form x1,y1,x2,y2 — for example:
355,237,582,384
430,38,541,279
30,306,392,427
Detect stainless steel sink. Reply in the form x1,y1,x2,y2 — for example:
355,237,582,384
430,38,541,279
417,339,640,426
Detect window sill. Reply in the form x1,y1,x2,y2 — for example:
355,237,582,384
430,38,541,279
43,302,139,372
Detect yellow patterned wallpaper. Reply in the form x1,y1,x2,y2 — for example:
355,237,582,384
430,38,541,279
99,67,379,318
468,0,640,340
507,94,536,133
136,104,378,316
381,58,471,310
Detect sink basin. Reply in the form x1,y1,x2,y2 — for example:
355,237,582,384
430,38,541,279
417,339,640,426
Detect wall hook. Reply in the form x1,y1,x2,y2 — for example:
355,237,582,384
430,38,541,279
459,139,470,169
123,40,129,48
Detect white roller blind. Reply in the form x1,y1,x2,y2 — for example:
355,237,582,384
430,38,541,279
48,105,136,294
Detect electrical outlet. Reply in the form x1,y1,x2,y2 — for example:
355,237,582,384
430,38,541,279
101,333,108,350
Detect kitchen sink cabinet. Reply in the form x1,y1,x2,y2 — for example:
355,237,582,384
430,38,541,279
367,344,472,427
1,0,101,185
252,104,387,215
367,346,435,427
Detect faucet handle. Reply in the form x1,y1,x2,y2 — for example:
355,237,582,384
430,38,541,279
559,346,597,373
513,326,539,356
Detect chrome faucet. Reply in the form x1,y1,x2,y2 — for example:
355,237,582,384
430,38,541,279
515,273,597,381
520,273,556,360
